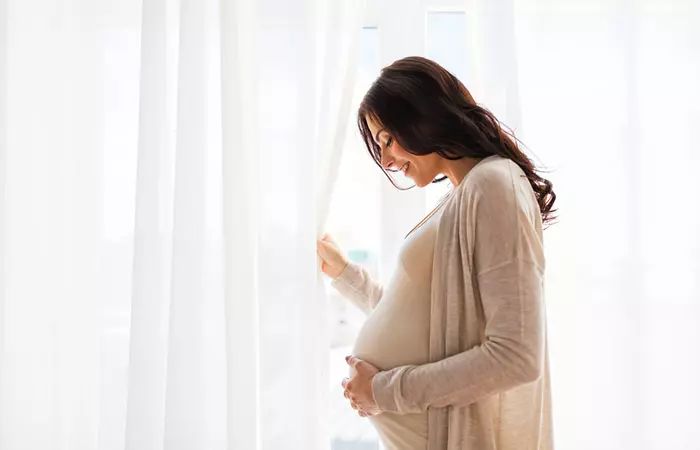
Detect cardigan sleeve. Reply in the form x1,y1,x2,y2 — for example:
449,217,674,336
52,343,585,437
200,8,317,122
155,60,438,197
370,164,546,414
330,261,384,315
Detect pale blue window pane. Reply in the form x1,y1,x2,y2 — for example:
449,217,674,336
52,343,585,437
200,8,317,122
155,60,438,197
359,26,380,80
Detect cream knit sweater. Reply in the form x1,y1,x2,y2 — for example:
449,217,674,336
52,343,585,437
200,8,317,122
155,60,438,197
332,155,554,449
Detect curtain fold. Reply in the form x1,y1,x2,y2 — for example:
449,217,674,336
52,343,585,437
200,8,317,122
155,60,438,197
0,1,104,447
315,0,366,233
310,1,366,449
125,0,178,448
0,0,365,449
220,0,261,448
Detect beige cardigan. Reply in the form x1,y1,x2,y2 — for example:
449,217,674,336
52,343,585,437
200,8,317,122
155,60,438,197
332,155,554,449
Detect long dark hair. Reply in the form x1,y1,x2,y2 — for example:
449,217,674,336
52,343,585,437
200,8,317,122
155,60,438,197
357,56,557,227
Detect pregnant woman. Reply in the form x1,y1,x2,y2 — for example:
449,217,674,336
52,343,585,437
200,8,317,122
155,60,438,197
317,56,556,450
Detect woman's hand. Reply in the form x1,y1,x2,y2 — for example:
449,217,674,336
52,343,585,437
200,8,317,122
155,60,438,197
316,233,349,279
342,355,381,417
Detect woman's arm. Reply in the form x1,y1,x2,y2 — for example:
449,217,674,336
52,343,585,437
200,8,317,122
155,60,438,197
330,261,384,315
370,257,545,413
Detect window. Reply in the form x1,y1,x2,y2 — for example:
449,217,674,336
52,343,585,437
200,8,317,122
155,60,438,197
326,25,383,450
326,7,472,449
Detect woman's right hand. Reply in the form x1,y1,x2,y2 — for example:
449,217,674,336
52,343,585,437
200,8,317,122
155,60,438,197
316,233,350,279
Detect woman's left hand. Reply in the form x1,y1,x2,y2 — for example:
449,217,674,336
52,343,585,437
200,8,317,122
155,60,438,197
342,355,382,417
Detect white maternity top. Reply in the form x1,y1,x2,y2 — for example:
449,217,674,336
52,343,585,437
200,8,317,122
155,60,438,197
335,195,450,450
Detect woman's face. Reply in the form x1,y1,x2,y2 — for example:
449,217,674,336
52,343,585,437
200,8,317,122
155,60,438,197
365,115,443,188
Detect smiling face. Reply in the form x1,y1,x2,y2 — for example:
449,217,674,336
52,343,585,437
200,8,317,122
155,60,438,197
365,115,445,188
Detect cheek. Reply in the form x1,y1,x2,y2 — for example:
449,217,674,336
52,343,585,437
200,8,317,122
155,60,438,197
425,155,442,174
394,146,412,160
409,155,437,176
395,147,439,179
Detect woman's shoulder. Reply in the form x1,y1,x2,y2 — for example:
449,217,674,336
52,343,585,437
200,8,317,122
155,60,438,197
454,155,524,201
450,155,539,223
463,155,518,189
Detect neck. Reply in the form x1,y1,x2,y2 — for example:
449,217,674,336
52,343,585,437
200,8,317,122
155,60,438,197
442,157,484,187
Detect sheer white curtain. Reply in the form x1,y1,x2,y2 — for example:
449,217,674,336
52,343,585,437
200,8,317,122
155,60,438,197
0,0,364,449
470,0,700,448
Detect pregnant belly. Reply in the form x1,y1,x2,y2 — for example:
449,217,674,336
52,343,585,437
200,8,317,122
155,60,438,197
350,266,431,375
370,412,428,450
350,268,432,449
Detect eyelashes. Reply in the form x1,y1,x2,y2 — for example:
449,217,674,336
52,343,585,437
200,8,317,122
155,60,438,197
372,135,393,163
378,136,393,156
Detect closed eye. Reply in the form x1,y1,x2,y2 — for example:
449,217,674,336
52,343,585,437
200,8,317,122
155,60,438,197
379,136,393,155
373,134,393,163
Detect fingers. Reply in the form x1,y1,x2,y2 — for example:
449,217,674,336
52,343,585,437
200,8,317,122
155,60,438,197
343,387,354,401
317,240,337,254
316,239,333,257
318,233,339,248
351,402,371,418
342,368,374,418
341,377,353,402
343,383,371,418
346,355,364,370
342,376,357,407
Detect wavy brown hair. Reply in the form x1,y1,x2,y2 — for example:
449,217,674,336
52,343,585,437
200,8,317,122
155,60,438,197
357,56,557,227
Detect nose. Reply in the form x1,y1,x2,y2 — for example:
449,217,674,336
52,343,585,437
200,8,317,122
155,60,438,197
380,149,396,171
